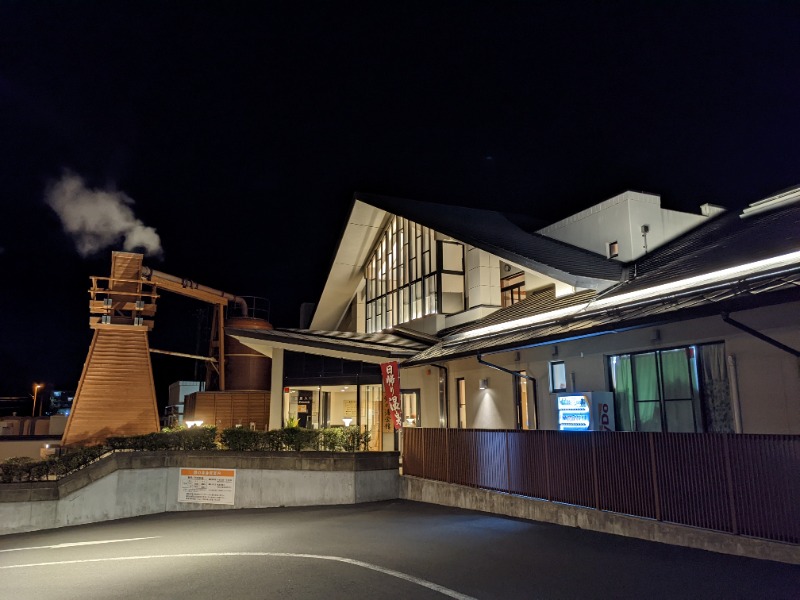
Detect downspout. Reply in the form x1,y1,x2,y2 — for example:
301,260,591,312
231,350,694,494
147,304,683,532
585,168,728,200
721,312,800,357
477,353,538,430
476,353,537,383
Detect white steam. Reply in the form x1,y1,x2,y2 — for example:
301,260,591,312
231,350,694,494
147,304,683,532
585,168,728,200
45,172,163,258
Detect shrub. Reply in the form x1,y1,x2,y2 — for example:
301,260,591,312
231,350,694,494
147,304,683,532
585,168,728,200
318,427,343,451
339,426,372,452
106,426,217,452
1,457,37,483
51,445,109,477
282,426,318,451
263,429,285,451
176,425,217,450
220,428,262,451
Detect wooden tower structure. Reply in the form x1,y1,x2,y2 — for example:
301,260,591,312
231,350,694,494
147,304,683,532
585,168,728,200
62,252,160,446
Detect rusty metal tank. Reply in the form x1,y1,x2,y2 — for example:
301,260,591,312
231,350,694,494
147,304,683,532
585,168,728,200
224,317,273,390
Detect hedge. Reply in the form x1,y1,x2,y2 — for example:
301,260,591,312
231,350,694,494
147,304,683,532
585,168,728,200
0,424,375,483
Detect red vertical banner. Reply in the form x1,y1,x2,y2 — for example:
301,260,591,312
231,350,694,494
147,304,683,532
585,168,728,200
380,361,403,431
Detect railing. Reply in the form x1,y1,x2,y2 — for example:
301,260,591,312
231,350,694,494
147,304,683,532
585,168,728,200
402,428,800,544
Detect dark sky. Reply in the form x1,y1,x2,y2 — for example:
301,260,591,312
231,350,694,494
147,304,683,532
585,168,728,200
1,2,799,402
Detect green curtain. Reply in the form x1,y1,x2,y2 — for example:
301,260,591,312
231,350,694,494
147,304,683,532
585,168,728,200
633,353,661,431
613,356,635,431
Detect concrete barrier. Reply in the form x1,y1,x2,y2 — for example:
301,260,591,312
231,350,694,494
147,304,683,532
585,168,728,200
400,475,800,565
0,451,400,535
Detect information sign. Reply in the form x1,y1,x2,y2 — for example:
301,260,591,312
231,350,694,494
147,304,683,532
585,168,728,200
178,468,236,505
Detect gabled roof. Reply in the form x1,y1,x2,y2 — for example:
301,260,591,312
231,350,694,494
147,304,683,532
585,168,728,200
404,193,800,365
437,285,596,338
356,193,624,283
311,192,623,330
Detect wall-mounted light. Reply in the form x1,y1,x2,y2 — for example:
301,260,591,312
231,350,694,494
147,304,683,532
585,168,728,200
342,418,353,427
185,420,203,428
651,328,661,343
479,378,489,390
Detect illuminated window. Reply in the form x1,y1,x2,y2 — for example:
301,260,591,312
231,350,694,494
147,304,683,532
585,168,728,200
365,216,464,332
549,361,567,392
515,371,536,430
501,272,526,307
608,344,731,433
456,378,466,428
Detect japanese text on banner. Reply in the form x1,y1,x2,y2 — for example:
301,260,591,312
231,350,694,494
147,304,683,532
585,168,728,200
380,361,403,431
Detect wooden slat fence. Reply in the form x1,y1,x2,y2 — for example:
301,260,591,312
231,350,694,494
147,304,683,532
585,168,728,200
402,428,800,544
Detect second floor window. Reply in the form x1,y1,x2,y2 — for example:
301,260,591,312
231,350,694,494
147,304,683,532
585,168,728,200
364,216,464,332
501,272,526,307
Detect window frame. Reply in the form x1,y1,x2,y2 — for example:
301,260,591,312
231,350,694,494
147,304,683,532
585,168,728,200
549,360,567,393
365,216,465,332
500,271,526,308
607,345,705,433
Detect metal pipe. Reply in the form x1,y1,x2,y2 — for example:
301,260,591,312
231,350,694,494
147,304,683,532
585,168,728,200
142,267,248,315
148,348,218,362
476,353,537,383
721,312,800,358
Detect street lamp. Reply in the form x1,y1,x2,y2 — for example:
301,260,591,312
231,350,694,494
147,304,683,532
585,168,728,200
32,384,42,417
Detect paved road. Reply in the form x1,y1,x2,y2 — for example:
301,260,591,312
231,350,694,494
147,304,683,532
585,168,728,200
1,500,797,599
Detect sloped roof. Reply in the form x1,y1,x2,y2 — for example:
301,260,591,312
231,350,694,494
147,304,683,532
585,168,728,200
355,193,624,283
608,199,800,296
404,195,800,365
438,285,597,337
405,269,800,365
228,327,430,364
310,193,624,330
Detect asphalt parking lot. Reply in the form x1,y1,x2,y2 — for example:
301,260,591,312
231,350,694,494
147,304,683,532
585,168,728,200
1,500,797,599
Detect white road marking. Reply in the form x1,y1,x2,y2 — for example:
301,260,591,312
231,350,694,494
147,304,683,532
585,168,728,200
0,551,478,599
0,536,160,553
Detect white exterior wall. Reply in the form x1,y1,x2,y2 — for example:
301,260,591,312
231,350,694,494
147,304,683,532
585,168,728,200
415,301,800,434
400,366,444,428
465,246,501,309
538,191,709,262
442,357,518,429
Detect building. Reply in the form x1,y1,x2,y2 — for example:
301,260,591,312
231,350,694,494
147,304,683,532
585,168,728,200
162,381,205,427
229,186,800,442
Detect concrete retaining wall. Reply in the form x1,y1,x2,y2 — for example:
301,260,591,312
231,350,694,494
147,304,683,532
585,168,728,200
0,451,399,535
400,475,800,565
4,453,797,566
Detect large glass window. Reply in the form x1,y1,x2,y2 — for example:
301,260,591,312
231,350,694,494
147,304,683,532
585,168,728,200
365,216,464,332
608,344,732,433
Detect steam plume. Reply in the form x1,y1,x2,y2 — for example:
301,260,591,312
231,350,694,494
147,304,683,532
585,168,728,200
45,171,163,258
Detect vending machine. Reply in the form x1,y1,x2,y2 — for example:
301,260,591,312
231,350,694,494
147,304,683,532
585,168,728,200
556,392,615,431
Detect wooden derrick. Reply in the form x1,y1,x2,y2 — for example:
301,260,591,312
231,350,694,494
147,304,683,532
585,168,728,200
62,252,160,446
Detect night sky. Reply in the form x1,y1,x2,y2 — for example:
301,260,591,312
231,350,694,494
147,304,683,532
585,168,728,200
1,2,799,405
